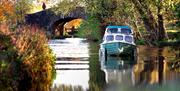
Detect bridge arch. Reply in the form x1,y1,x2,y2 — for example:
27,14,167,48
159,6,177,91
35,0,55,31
25,7,86,38
50,17,83,38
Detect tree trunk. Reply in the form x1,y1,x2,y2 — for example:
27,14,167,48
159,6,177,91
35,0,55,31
132,20,142,40
131,0,159,42
157,0,168,40
158,14,168,40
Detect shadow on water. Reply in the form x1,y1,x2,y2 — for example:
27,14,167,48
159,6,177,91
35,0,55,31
88,42,106,91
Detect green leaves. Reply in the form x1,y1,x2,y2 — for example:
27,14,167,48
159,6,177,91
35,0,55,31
175,2,180,27
76,15,101,41
15,0,32,23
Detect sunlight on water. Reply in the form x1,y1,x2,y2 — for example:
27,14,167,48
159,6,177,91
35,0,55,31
49,38,89,58
48,38,180,91
49,38,90,90
53,70,89,89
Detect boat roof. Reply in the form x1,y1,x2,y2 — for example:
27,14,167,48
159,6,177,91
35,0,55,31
106,26,131,29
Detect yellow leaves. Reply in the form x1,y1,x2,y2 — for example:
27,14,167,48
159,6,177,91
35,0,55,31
0,0,15,22
12,25,56,90
64,19,83,29
0,24,55,90
0,10,6,22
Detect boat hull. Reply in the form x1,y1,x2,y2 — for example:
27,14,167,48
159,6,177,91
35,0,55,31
100,42,136,56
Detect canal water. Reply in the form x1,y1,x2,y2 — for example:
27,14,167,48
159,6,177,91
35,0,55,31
48,38,90,91
101,46,180,91
49,38,180,91
0,38,179,91
1,38,180,91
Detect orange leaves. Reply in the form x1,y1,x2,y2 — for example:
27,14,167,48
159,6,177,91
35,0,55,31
0,0,15,22
0,23,11,35
0,24,55,90
13,25,55,88
64,19,83,29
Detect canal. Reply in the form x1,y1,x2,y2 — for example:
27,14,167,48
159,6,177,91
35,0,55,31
49,38,180,91
0,38,180,91
49,38,90,91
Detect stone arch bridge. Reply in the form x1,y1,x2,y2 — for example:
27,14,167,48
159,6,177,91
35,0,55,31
25,7,86,38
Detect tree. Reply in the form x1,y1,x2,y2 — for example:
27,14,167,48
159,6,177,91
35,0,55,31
76,15,101,41
175,2,180,27
81,0,143,40
151,0,179,40
0,0,32,24
51,0,179,44
130,0,180,42
0,0,15,23
83,0,180,41
130,0,158,42
15,0,32,23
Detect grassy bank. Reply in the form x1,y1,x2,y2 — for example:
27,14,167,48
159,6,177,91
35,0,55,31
135,29,180,46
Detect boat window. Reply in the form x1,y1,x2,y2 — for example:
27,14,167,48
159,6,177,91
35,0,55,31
121,28,132,34
125,36,133,43
115,35,123,41
107,28,118,33
106,35,114,41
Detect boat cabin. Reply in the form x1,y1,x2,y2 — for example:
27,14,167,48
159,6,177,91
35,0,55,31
103,26,135,45
105,26,133,35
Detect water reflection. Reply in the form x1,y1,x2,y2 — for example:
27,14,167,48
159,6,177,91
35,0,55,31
49,38,90,91
1,37,180,91
100,57,134,84
88,42,106,91
100,56,135,91
51,85,84,91
100,46,180,91
53,70,89,90
133,61,164,85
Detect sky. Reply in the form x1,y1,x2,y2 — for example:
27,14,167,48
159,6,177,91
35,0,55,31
30,0,61,13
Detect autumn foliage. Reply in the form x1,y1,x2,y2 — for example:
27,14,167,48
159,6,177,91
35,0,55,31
15,26,56,91
0,0,15,22
0,24,56,91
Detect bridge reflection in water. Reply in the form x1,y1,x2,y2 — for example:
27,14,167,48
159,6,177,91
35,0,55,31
48,38,89,91
100,46,180,91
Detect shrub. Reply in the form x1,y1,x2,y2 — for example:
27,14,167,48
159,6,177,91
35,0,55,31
135,39,146,45
0,24,16,62
14,25,56,91
0,24,56,91
0,24,19,91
